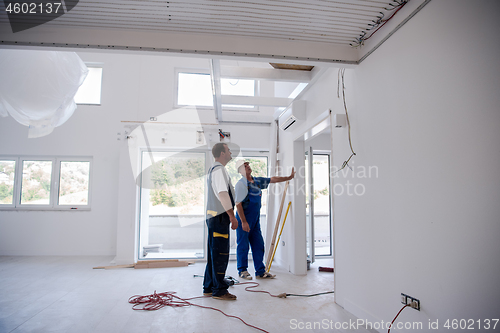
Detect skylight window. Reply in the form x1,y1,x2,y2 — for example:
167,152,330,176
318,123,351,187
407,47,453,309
221,79,255,96
288,82,308,99
74,67,102,105
177,72,256,108
177,72,213,107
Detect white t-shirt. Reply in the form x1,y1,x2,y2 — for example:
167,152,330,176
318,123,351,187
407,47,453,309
211,162,231,200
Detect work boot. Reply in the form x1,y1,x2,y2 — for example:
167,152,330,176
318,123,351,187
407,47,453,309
257,272,276,279
212,292,237,300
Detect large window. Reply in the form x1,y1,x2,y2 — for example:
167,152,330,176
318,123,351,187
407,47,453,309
137,150,268,260
0,156,92,210
139,151,206,259
176,70,256,110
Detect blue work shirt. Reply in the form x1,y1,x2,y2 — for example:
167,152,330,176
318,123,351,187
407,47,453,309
235,176,271,225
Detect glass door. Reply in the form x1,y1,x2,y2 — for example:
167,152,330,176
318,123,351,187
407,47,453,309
138,150,206,259
305,147,315,263
306,151,333,260
312,154,332,256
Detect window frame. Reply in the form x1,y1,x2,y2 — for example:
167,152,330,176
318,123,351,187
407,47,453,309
312,152,333,258
137,147,209,261
18,157,56,209
174,68,259,111
0,156,18,208
0,156,93,211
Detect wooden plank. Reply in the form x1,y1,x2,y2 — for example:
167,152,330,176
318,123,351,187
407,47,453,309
265,180,289,272
269,63,314,71
267,201,292,272
136,259,179,264
147,261,189,269
93,264,134,269
93,259,195,270
134,261,189,269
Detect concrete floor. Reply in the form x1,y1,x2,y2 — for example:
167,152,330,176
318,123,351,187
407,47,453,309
0,256,375,333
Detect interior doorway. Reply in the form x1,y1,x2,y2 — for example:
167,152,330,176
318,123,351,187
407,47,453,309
305,147,333,256
136,149,269,261
138,150,207,260
291,112,335,280
305,151,332,260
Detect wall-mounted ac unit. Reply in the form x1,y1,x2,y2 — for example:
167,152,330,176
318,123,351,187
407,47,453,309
278,100,306,131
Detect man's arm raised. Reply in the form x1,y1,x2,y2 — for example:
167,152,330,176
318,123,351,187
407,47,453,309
270,167,296,183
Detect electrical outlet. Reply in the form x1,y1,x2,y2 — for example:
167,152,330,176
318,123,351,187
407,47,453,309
401,293,420,311
196,130,205,144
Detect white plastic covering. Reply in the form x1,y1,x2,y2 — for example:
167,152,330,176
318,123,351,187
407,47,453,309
0,49,88,138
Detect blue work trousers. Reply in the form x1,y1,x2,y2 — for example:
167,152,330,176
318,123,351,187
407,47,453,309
203,214,230,297
236,215,266,276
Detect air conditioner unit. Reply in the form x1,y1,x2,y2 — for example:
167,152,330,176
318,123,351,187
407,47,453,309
278,100,306,131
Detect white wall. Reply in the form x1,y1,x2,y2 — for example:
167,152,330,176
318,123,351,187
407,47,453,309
0,51,271,257
285,0,500,330
306,133,331,152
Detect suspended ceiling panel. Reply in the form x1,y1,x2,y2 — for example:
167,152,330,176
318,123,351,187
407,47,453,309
0,0,429,64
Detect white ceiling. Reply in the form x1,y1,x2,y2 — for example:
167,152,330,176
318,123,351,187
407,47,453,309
27,0,392,44
0,0,430,64
0,0,430,124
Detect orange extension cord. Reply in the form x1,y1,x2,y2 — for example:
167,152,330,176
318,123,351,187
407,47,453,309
128,281,281,333
128,281,334,332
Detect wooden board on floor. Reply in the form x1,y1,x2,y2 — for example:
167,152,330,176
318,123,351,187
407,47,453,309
93,264,135,269
136,259,180,264
134,261,189,269
93,259,195,270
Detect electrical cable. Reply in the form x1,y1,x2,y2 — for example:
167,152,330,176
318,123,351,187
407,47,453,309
286,291,335,297
336,68,357,173
388,304,410,333
230,280,334,299
128,277,334,332
362,2,406,42
238,281,285,298
350,0,408,47
196,276,334,299
128,290,270,333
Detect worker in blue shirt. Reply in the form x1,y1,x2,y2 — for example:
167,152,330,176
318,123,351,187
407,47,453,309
234,160,295,279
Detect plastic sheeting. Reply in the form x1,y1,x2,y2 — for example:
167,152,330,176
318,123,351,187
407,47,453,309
0,49,88,138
